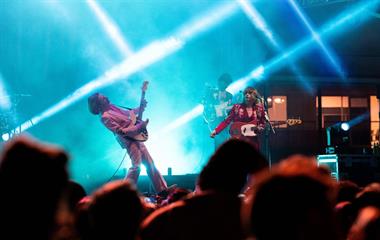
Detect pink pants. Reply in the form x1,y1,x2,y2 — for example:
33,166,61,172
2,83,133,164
124,141,167,193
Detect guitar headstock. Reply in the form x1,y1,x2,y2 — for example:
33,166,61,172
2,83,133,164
286,118,302,126
141,81,149,93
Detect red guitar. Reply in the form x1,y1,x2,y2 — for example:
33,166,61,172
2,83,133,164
128,81,149,141
229,118,302,139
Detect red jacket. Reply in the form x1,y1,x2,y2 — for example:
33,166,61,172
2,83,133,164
214,103,266,135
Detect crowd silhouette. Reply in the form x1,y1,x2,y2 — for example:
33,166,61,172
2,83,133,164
1,134,380,240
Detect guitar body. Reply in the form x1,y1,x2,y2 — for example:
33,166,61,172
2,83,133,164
131,121,148,141
229,118,303,140
229,121,259,139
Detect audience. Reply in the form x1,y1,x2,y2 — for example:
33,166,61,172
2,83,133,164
139,139,268,240
85,180,145,240
0,135,69,240
2,134,380,240
242,155,340,240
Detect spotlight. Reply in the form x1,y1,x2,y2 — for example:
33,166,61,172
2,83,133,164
2,133,10,141
340,122,350,131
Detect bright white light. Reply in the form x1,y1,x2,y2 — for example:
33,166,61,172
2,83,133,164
238,0,313,94
0,73,11,110
288,0,346,79
158,0,380,134
176,2,239,41
9,1,239,135
153,104,204,137
226,65,264,95
2,133,10,141
86,0,134,56
162,65,265,133
274,98,282,104
236,0,277,47
340,122,350,131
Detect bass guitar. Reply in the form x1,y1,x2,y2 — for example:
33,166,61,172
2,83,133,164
229,118,302,139
128,81,149,141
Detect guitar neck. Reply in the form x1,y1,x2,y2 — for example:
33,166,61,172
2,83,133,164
137,91,146,121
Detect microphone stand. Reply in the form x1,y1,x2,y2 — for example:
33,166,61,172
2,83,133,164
261,97,274,168
261,97,275,134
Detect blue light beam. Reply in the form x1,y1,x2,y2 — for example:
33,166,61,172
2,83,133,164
161,0,379,133
288,0,346,79
86,0,134,56
7,1,240,137
237,0,313,93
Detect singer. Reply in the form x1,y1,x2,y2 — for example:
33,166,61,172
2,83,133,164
210,86,266,150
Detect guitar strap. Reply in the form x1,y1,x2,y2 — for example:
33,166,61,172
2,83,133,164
116,105,133,110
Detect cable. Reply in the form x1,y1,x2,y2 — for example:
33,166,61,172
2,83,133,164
106,150,128,183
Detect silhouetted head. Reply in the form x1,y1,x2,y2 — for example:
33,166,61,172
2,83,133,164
243,155,338,240
87,180,144,240
0,135,69,239
197,139,268,195
217,73,232,90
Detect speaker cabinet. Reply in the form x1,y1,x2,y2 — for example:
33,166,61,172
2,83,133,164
318,154,380,186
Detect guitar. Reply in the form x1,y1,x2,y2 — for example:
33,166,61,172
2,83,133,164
202,88,233,129
229,118,302,139
128,81,149,141
203,101,232,122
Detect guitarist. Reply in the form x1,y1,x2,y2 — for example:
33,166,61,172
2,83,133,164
210,86,266,150
88,92,168,194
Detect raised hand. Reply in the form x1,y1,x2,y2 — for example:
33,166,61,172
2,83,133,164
140,118,149,129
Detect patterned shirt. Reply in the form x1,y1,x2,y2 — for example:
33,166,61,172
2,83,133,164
214,103,266,135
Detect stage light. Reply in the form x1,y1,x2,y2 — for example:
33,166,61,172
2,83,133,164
274,97,284,104
288,0,346,79
86,0,133,56
176,2,239,42
0,73,11,110
237,0,313,94
347,112,370,128
153,104,204,137
340,122,350,131
1,133,9,142
5,1,239,139
265,0,379,77
159,0,378,134
236,0,277,47
226,65,265,95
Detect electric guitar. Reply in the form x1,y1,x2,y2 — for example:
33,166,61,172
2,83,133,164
229,118,302,139
128,81,149,141
202,88,233,129
203,101,232,122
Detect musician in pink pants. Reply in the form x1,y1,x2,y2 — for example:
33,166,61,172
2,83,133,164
88,93,168,193
210,87,266,150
